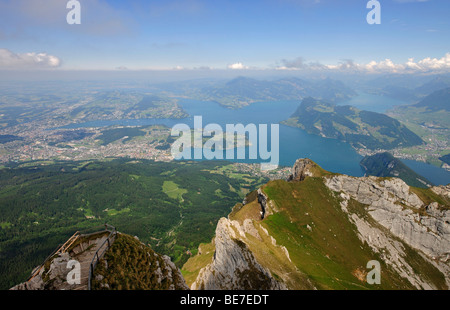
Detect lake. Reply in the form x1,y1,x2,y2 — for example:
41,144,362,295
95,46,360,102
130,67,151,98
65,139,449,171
337,92,410,113
62,95,450,185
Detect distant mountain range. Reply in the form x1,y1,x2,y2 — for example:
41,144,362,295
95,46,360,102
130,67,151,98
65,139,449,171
366,74,450,102
187,76,357,108
360,152,432,188
283,97,424,150
413,87,450,112
388,86,450,134
415,76,450,97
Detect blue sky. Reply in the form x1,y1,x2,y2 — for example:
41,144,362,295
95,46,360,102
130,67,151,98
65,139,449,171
0,0,449,73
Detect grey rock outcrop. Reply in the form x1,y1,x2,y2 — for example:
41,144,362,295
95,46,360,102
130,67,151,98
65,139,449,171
12,232,189,291
288,158,318,182
11,252,80,290
324,174,450,288
161,255,190,290
324,175,449,261
191,218,287,290
193,158,449,290
432,185,450,199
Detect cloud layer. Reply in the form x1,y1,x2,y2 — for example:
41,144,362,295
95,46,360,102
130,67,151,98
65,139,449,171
277,53,450,74
0,48,61,69
227,62,249,70
1,46,449,75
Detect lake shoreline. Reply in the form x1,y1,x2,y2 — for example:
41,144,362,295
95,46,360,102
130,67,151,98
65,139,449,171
50,97,449,185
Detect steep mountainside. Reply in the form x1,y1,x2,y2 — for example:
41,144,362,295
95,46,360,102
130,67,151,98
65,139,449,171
11,231,189,290
0,159,268,289
11,159,449,290
413,87,450,112
360,152,433,188
91,233,189,290
386,87,450,168
364,74,450,102
283,98,423,150
388,86,450,129
183,159,449,290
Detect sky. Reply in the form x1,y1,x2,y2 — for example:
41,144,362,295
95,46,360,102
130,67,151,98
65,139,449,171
0,0,449,75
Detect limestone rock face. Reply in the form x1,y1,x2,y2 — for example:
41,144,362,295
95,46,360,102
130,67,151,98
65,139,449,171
192,158,449,290
191,218,287,290
11,232,189,291
288,158,318,182
324,175,450,261
325,175,423,208
432,185,450,199
324,174,450,289
11,252,81,290
161,255,190,290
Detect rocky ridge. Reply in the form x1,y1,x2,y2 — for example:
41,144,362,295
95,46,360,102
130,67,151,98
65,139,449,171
11,232,189,290
187,158,449,290
12,158,450,290
191,217,287,290
325,174,449,289
11,233,110,290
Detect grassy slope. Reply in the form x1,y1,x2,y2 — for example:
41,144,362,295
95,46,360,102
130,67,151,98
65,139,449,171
0,159,268,289
260,178,404,290
183,173,448,290
181,241,215,287
262,177,447,290
92,233,187,290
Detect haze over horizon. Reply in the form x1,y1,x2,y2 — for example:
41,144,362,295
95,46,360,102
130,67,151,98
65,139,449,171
0,0,449,79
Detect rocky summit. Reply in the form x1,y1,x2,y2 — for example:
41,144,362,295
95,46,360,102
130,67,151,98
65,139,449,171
12,232,189,291
184,158,449,290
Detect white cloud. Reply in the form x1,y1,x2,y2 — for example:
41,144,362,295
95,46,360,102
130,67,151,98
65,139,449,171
276,53,450,74
364,59,402,73
404,58,422,71
363,53,450,73
0,48,61,69
417,53,450,70
227,62,249,70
